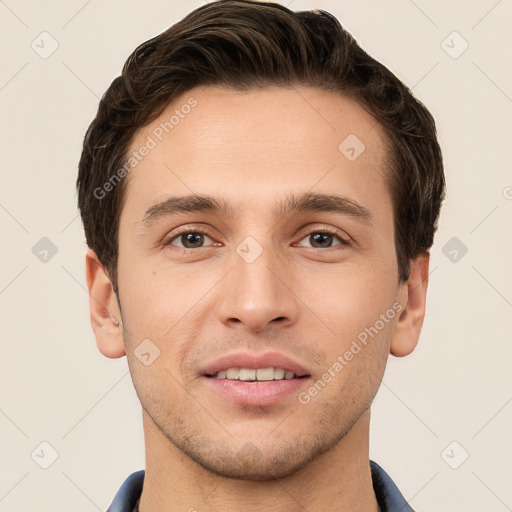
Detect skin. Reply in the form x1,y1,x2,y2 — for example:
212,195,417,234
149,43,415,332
86,85,429,512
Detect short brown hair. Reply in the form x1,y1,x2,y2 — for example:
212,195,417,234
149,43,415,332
77,0,445,292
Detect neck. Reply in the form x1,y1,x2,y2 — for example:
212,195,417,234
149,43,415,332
138,408,380,512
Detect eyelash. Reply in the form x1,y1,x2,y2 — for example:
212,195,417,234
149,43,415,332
163,226,351,251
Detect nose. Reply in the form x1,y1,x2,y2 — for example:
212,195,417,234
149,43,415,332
217,240,300,333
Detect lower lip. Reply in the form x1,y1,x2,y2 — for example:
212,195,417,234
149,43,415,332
203,376,310,406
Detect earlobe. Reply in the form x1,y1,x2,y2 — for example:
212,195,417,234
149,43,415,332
390,253,430,357
85,249,126,358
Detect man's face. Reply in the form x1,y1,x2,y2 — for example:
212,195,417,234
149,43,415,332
116,85,403,480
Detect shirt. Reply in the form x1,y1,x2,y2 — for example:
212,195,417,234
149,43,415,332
105,460,414,512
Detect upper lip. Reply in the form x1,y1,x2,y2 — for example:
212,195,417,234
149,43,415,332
202,351,311,377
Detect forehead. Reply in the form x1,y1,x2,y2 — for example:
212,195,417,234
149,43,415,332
121,85,391,223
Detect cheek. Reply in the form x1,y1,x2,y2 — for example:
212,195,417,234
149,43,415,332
117,246,181,334
294,261,398,393
297,262,398,339
117,257,214,379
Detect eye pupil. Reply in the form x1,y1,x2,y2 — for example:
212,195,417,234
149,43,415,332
310,233,333,248
182,232,204,248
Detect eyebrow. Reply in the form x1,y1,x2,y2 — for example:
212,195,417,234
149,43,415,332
140,191,373,229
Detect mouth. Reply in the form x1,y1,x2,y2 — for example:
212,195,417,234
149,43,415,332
205,367,310,381
201,352,311,406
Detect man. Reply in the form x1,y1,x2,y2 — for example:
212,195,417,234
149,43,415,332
77,0,445,510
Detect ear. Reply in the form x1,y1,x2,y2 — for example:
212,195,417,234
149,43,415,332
85,249,125,358
390,252,430,357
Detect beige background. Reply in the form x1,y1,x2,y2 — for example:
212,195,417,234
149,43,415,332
1,0,511,510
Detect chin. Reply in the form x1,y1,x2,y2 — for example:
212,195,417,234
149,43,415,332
178,435,336,482
192,453,310,481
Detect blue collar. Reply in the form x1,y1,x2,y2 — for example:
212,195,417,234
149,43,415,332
107,460,414,511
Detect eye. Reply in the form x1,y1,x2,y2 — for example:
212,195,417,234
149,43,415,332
165,230,216,249
163,227,350,251
296,229,350,249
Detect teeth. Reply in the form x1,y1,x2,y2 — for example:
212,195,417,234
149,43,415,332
239,368,256,381
226,368,239,379
256,368,274,381
274,368,285,379
213,367,298,381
